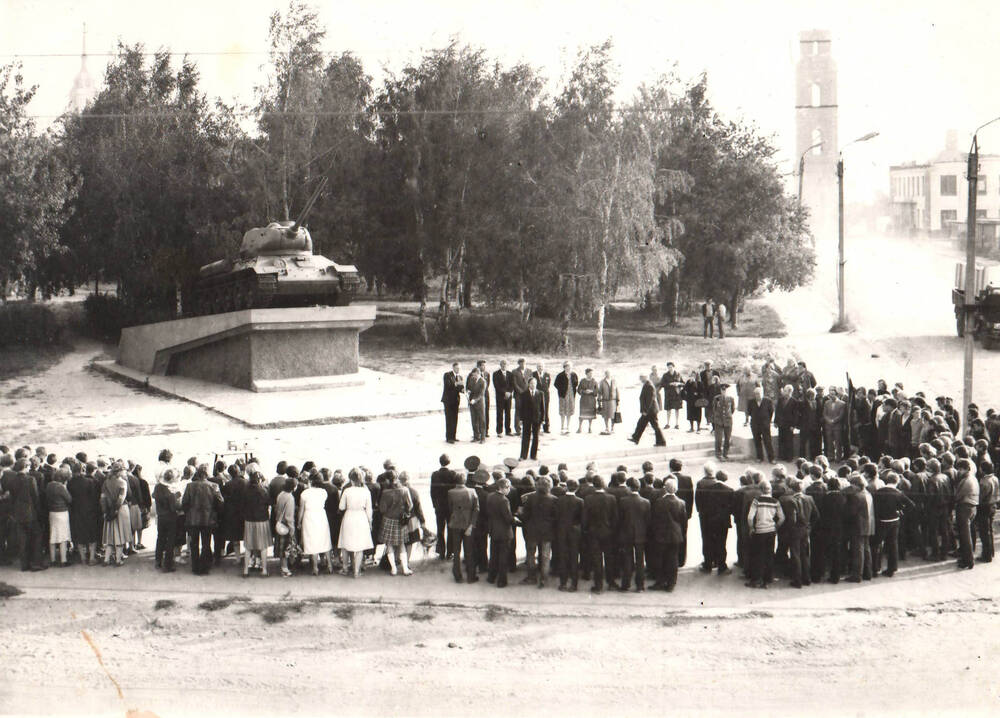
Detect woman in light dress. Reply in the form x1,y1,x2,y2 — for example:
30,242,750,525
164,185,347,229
577,368,598,433
297,473,334,575
100,464,131,566
338,468,374,578
597,370,620,435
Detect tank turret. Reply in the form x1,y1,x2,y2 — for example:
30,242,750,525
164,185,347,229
187,179,361,316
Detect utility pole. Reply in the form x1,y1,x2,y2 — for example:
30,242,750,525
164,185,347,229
797,141,823,208
834,132,879,330
963,136,979,434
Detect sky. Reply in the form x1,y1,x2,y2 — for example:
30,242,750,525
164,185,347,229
4,0,1000,201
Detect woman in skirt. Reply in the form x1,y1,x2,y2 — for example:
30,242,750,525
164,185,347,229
45,466,73,567
683,371,704,433
377,471,414,575
100,465,130,566
398,472,426,561
577,368,598,433
555,361,578,434
242,471,271,577
297,473,334,576
273,478,296,577
68,462,100,565
598,369,620,435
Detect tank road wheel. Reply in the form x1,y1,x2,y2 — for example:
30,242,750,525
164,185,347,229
956,311,965,338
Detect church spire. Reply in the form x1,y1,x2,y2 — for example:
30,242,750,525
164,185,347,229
68,22,96,113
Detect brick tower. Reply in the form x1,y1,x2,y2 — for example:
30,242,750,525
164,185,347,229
795,29,838,246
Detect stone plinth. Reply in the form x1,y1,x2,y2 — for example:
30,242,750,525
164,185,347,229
117,305,375,392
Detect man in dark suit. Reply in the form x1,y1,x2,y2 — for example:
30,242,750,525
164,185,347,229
786,479,819,588
798,388,821,461
476,360,491,438
734,473,762,571
844,475,873,581
582,475,618,594
873,471,916,577
774,384,799,461
804,467,828,584
650,478,688,591
694,466,734,574
618,478,651,592
533,362,553,434
519,474,558,586
512,358,530,435
748,386,775,463
441,362,465,444
492,361,513,437
669,458,694,566
486,478,516,587
465,366,487,443
555,479,584,591
629,374,666,446
8,459,43,571
519,377,545,461
821,477,847,582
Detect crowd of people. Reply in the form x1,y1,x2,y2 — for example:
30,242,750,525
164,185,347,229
1,358,998,594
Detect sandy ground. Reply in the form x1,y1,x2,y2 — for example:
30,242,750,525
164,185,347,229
3,234,1000,716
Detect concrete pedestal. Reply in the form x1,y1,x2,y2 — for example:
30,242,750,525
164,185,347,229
117,305,375,392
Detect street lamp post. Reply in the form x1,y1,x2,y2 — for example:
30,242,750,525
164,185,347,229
962,115,1000,433
835,131,880,329
797,141,823,207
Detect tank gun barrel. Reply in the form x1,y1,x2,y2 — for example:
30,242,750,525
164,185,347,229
286,176,329,237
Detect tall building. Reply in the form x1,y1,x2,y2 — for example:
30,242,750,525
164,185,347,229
795,29,839,245
68,24,97,113
889,130,1000,247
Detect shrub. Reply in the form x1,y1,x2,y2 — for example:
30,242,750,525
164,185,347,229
0,302,63,346
430,313,563,353
82,294,175,340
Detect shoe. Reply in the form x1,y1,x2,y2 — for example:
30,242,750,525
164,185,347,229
590,586,603,594
634,586,645,593
537,581,545,589
162,567,176,573
700,565,713,573
717,567,732,576
402,569,413,576
655,442,667,447
744,581,759,588
496,581,507,588
487,576,496,584
790,581,802,588
627,437,638,444
467,576,479,583
520,576,535,585
846,577,861,583
454,576,464,583
608,581,620,590
568,585,577,592
281,568,292,577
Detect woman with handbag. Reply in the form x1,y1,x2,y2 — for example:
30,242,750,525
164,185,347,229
338,468,374,578
398,472,426,562
377,471,414,576
598,370,620,435
683,371,705,433
273,478,296,577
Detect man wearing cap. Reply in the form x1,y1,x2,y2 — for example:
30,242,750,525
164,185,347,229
629,375,667,447
447,473,480,583
441,362,465,444
430,455,457,560
710,384,736,460
486,478,516,587
492,360,514,437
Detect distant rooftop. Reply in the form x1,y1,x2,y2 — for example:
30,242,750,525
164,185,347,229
799,29,832,42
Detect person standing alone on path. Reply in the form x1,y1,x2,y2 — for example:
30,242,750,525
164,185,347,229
441,362,465,444
702,298,715,338
629,375,666,447
519,377,545,461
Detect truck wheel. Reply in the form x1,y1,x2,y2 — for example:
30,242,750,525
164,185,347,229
956,312,965,337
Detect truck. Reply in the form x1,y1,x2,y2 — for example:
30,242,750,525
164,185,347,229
953,261,1000,349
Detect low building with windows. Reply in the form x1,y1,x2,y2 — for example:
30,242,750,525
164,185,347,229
890,131,1000,245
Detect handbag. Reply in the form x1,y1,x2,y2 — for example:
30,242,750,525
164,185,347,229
612,411,622,424
695,398,709,408
407,515,421,533
275,521,290,536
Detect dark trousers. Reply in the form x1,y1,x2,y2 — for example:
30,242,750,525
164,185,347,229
540,392,551,432
716,315,725,338
212,527,226,563
470,404,486,441
679,529,688,567
15,520,41,570
924,511,942,559
956,504,976,567
155,518,177,569
735,520,750,568
809,529,826,583
654,541,680,588
703,316,713,338
751,424,774,462
449,529,476,580
632,413,666,446
444,401,459,441
488,537,510,587
558,529,580,587
495,394,511,434
588,535,615,590
906,508,926,559
621,542,646,589
826,531,843,581
520,422,540,460
977,507,995,561
777,426,795,460
749,531,776,585
187,526,213,574
873,519,900,575
799,430,820,462
0,515,11,564
714,423,732,457
433,504,449,557
700,518,729,569
473,528,488,572
788,528,810,585
849,533,872,580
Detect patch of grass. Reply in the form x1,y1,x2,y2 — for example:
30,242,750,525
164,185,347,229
602,300,786,339
153,599,176,611
197,595,250,612
333,605,356,620
0,345,70,381
401,611,434,622
306,595,351,605
237,601,306,624
0,582,24,599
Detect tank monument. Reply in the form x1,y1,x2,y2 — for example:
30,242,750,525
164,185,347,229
112,179,376,393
